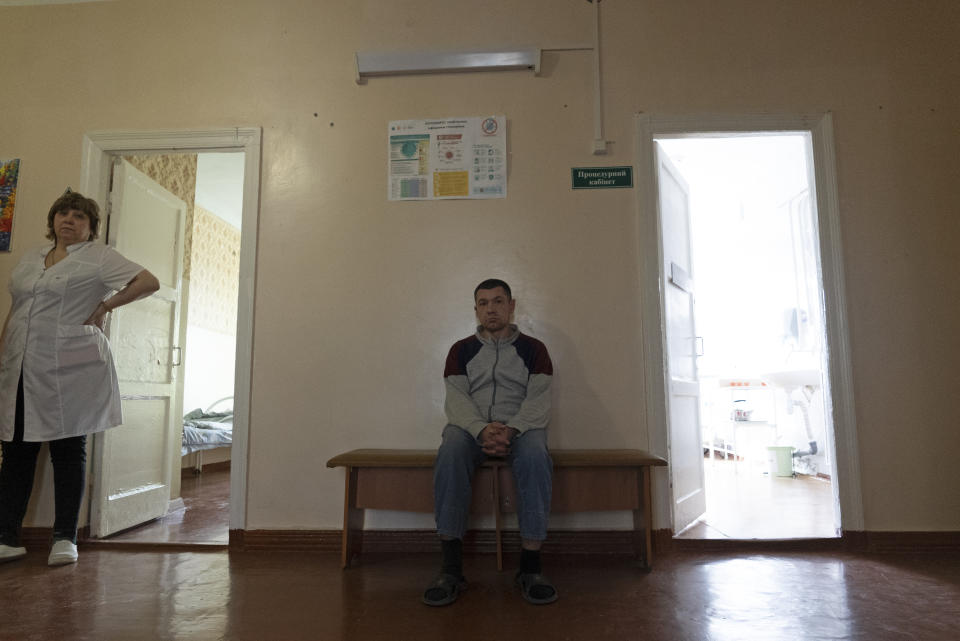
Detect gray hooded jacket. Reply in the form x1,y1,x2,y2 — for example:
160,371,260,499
443,325,553,439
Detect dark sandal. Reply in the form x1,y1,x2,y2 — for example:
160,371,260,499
422,572,467,606
516,571,558,605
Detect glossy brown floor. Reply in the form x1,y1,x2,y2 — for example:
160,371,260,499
104,467,230,544
2,548,958,641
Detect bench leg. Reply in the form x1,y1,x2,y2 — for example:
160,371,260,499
342,467,365,569
632,466,653,570
493,464,503,571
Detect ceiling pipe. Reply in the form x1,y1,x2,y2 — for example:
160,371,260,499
354,1,609,156
590,0,608,155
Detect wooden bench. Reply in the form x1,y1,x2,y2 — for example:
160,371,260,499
326,448,667,571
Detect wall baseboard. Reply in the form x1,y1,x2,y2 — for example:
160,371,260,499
19,526,957,555
22,526,89,549
663,530,960,554
843,530,960,553
228,529,644,555
181,460,231,477
228,528,960,555
229,528,342,552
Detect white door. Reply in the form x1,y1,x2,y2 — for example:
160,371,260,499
89,159,186,537
657,143,707,533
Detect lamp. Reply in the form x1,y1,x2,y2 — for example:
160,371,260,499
355,48,541,83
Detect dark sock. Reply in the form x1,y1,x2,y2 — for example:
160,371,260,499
440,538,463,577
519,548,554,600
520,548,541,575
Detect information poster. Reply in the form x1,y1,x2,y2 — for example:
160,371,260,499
388,116,506,201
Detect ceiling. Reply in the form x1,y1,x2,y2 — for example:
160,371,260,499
0,1,112,5
195,153,245,230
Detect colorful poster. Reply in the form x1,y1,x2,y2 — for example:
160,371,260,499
0,158,21,252
388,116,506,201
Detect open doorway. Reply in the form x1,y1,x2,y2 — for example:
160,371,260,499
78,128,260,547
656,134,837,539
103,152,243,544
636,114,863,542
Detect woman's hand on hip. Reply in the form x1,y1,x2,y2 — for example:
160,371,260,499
83,302,110,331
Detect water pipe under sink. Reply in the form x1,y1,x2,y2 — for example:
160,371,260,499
763,369,821,458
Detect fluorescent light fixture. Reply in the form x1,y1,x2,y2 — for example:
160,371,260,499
355,48,541,83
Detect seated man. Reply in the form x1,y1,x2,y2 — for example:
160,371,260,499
423,278,557,606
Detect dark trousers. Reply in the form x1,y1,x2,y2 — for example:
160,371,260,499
0,372,87,546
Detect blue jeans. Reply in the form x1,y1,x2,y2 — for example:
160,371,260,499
434,424,552,541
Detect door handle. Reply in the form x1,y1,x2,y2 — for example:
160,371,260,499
172,346,182,367
695,336,704,357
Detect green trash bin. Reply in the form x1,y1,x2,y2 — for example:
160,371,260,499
767,446,795,477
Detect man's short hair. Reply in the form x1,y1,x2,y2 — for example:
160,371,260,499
474,278,512,300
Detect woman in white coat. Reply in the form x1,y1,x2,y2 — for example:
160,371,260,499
0,190,159,566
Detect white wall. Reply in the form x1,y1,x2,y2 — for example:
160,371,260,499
182,326,236,416
1,0,958,533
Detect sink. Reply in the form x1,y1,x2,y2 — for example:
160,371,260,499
763,369,821,391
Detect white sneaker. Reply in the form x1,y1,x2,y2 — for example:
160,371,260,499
0,543,27,563
48,539,78,566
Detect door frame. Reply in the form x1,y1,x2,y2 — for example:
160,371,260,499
80,127,262,532
635,113,864,534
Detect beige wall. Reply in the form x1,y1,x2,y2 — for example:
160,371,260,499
1,0,957,532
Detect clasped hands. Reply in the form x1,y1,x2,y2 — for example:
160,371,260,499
479,421,519,457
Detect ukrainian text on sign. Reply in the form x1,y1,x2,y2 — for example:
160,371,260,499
571,166,633,189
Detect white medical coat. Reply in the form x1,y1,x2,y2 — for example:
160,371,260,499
0,242,145,442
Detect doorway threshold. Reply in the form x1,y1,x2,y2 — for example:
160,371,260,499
668,537,847,554
81,540,227,552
